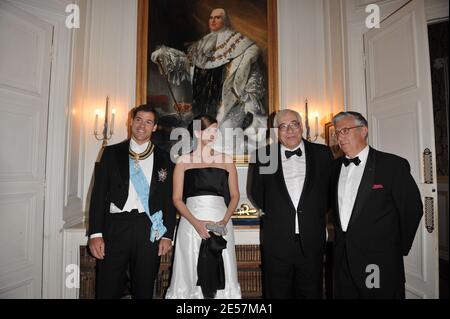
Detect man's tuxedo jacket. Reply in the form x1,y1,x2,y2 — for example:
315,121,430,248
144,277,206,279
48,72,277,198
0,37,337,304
88,140,176,240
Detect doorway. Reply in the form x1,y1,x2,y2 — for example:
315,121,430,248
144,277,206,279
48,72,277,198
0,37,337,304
0,1,53,298
428,20,449,299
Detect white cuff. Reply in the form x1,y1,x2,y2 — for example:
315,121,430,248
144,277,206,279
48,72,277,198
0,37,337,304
90,233,103,239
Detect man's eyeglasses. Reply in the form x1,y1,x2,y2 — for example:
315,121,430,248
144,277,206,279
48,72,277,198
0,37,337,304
277,121,301,132
333,125,363,138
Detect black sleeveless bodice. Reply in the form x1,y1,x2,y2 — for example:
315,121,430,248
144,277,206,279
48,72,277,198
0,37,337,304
183,167,230,206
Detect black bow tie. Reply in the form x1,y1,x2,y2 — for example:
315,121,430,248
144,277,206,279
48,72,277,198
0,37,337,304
285,148,302,159
343,156,361,167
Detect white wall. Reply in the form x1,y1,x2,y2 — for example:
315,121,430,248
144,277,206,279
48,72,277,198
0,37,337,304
66,0,137,227
278,0,345,143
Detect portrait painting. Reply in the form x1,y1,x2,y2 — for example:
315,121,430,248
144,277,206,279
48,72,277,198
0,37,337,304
136,0,278,159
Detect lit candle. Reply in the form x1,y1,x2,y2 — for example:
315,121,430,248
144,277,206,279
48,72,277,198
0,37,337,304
315,112,319,136
94,109,100,133
104,96,109,128
111,109,116,134
305,99,309,125
304,98,310,140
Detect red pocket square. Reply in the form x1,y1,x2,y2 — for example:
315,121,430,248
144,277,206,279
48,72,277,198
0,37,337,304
372,184,384,189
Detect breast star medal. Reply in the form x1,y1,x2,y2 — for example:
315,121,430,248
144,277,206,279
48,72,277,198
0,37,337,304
158,168,167,182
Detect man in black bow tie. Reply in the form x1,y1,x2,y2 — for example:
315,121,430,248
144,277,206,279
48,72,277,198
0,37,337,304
248,109,333,298
331,111,422,299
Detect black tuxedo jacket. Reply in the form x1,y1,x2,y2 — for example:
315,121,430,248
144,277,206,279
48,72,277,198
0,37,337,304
88,140,176,240
248,140,333,259
331,147,423,295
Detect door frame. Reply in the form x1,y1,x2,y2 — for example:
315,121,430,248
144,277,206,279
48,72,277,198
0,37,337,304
11,0,74,298
341,0,449,117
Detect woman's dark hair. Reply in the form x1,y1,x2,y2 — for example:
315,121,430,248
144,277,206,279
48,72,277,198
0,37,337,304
187,114,218,151
188,114,218,137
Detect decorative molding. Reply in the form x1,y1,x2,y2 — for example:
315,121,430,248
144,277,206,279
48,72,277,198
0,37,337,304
425,0,449,22
405,284,427,299
0,279,34,298
234,227,260,245
0,193,35,273
0,102,39,181
63,196,85,229
356,0,386,8
64,215,86,230
342,0,449,115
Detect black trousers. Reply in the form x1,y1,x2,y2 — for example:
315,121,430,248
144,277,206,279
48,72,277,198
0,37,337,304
96,210,159,299
333,246,405,299
263,234,324,299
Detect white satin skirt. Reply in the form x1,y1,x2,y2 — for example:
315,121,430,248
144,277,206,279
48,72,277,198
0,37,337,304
165,195,241,299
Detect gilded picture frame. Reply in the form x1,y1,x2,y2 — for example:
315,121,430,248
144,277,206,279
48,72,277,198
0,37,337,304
325,121,343,159
135,0,279,163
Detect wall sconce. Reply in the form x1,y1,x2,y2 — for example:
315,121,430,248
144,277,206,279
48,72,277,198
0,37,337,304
94,96,115,147
304,98,319,142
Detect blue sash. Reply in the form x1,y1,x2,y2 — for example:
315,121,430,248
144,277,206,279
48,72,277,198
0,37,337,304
129,158,166,242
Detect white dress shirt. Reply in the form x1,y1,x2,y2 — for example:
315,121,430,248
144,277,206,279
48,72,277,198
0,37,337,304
90,139,154,239
281,141,306,234
338,145,369,232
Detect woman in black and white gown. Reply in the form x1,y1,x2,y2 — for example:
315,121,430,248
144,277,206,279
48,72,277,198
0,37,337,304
165,115,241,299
